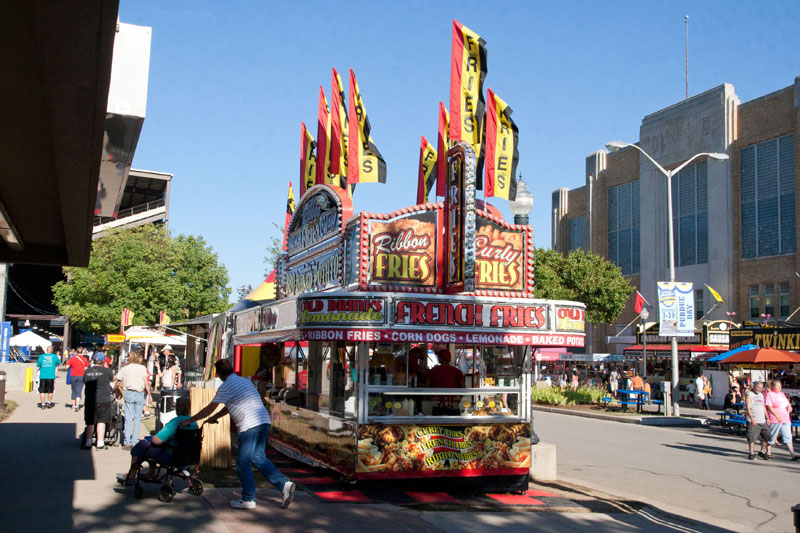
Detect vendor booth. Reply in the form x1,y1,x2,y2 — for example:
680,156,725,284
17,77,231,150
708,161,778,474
225,144,585,491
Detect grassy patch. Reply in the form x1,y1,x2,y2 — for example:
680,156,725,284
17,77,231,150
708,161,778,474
532,386,608,406
0,401,19,422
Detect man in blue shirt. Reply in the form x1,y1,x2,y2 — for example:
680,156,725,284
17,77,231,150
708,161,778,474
37,345,61,409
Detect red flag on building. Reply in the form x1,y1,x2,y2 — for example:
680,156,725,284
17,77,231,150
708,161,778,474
329,68,348,185
282,182,295,251
449,19,487,185
634,291,648,314
417,136,437,204
436,102,449,197
299,122,316,197
315,86,331,186
347,69,387,185
484,88,519,201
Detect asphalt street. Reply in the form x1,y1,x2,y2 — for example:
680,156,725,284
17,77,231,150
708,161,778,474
533,410,800,532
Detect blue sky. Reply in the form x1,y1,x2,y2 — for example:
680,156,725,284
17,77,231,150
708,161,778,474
118,1,800,295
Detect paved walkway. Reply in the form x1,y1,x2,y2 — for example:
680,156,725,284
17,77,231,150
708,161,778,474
0,371,738,532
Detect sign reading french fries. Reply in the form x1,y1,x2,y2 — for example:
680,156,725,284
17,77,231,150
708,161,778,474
357,423,531,478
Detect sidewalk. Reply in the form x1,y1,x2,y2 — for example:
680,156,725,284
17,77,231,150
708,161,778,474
0,372,735,532
534,402,720,427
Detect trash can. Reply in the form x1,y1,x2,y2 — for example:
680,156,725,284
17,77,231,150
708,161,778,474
156,388,190,432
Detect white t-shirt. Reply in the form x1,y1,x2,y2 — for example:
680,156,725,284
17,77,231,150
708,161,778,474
695,377,705,398
212,374,270,433
116,363,148,392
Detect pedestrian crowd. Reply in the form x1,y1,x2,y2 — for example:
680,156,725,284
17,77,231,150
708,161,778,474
743,378,799,462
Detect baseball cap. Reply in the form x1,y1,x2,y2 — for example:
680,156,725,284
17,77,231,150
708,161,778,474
93,352,106,362
163,344,173,352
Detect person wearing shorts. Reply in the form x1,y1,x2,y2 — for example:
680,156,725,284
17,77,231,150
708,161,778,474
765,379,800,461
65,350,90,411
745,381,772,460
83,353,115,450
37,346,61,409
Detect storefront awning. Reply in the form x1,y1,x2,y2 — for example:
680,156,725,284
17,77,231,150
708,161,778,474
623,344,727,360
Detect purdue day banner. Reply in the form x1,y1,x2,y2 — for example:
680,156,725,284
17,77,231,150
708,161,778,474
657,282,695,336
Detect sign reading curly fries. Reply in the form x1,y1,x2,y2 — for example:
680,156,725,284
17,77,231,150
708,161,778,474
474,219,525,292
357,423,531,478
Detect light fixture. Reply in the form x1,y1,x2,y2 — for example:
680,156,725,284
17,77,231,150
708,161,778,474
640,307,650,321
509,174,534,225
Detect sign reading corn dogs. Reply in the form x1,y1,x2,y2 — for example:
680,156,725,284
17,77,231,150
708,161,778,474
357,423,531,478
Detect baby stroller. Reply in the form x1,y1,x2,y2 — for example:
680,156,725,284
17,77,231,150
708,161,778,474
118,426,205,502
104,398,124,446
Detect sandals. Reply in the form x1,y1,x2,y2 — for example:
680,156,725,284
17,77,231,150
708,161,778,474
116,473,135,486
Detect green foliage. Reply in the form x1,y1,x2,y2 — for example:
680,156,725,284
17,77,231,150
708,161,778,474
531,387,568,405
563,386,607,405
53,225,231,333
533,249,634,324
263,222,284,277
532,385,607,406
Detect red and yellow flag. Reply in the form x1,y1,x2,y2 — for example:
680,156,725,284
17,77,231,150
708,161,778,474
329,68,349,188
416,136,438,205
158,311,170,325
436,102,450,197
484,88,519,201
449,20,487,171
121,308,134,327
282,182,295,251
299,122,316,197
315,86,331,186
347,69,387,184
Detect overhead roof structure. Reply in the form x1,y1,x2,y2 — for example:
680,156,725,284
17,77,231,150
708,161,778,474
0,2,153,267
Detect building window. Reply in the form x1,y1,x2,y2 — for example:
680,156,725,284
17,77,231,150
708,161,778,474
607,181,639,275
763,284,774,317
694,289,704,320
671,160,708,266
779,282,790,318
569,216,586,251
741,134,796,258
749,285,760,319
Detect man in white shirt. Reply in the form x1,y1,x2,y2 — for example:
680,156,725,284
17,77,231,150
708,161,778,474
181,359,295,510
115,351,152,449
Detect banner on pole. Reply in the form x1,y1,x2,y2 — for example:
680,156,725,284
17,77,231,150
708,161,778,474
657,282,694,336
299,122,316,196
416,136,437,204
347,69,387,185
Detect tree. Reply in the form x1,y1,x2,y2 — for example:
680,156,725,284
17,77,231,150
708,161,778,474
53,225,231,333
263,222,283,277
533,249,633,324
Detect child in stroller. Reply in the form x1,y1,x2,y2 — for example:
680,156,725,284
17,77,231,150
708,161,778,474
117,396,203,502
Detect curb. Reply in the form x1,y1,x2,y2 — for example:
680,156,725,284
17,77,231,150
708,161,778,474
534,405,709,427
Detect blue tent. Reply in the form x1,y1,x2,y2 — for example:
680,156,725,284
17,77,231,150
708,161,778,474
707,344,759,363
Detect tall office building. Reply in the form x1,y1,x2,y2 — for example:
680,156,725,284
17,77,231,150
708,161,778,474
553,76,799,354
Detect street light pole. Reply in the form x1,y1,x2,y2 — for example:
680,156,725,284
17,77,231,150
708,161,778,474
606,141,729,417
640,307,649,379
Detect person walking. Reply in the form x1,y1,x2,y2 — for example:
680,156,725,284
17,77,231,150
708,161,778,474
82,352,115,450
116,351,152,449
64,349,90,411
37,345,61,409
764,379,800,461
694,372,705,409
609,367,620,399
744,381,772,460
702,375,712,410
180,359,295,510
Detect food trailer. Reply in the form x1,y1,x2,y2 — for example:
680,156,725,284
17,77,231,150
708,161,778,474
229,144,585,490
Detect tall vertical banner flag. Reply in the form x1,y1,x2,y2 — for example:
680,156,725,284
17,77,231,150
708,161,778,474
121,308,134,328
417,136,438,204
436,102,450,196
299,122,316,197
282,181,295,251
315,86,331,186
484,88,519,201
657,282,695,336
159,311,170,325
347,69,387,184
0,321,11,360
449,19,487,186
329,68,349,188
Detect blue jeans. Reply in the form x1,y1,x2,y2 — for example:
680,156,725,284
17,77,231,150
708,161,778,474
237,423,287,501
124,390,145,445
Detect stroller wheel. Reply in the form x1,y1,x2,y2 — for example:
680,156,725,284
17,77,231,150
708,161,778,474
159,484,175,503
188,478,203,496
134,483,144,499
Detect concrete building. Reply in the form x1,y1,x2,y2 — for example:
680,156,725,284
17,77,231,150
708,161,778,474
553,76,799,354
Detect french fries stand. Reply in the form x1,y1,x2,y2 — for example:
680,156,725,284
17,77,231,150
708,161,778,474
231,145,585,491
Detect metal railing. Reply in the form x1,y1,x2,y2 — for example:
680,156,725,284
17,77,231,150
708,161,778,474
94,198,166,226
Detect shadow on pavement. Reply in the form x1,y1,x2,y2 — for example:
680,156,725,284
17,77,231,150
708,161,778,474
0,422,93,531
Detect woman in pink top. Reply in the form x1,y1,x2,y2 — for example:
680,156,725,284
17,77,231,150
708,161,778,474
764,379,799,461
